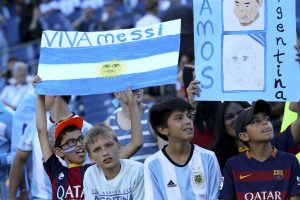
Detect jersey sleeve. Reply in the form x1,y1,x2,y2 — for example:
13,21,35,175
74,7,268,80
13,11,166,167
289,155,300,197
206,153,222,199
219,159,236,200
144,158,164,200
43,153,63,181
17,118,36,152
132,164,145,200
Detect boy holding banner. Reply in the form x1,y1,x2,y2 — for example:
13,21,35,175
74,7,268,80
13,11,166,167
35,73,144,199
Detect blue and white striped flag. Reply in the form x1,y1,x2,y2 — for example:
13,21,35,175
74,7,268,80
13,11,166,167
35,20,181,95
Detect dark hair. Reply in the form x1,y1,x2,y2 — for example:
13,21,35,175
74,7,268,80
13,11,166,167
60,95,71,104
145,0,158,12
8,56,20,63
55,125,81,147
149,97,193,141
212,101,250,171
182,48,195,63
194,101,220,133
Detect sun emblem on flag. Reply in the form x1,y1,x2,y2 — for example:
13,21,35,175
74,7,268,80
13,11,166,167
97,60,127,79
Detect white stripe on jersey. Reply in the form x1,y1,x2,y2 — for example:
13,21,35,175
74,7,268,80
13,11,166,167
159,152,182,200
141,120,148,124
132,154,152,161
143,143,158,147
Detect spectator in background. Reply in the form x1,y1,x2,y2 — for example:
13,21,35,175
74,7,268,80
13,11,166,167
211,101,251,171
15,0,42,43
160,0,193,54
0,57,19,92
135,0,160,27
3,56,19,85
0,101,13,200
0,61,32,110
105,89,162,163
0,2,9,74
39,0,73,31
72,6,98,32
100,0,132,31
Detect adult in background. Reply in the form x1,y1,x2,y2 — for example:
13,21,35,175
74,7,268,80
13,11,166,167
0,61,32,110
135,0,160,27
160,0,193,54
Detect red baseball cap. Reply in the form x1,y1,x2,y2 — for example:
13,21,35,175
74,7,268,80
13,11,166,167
54,116,83,140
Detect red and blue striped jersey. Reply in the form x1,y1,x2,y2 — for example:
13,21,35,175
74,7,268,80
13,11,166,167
44,154,92,200
220,148,300,200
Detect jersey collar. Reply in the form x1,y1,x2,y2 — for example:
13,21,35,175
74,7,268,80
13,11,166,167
246,147,277,159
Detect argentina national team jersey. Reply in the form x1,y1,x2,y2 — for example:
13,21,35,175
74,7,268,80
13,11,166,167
144,144,222,200
220,148,300,200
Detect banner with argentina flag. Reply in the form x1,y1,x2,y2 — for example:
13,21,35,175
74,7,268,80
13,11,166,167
35,20,181,95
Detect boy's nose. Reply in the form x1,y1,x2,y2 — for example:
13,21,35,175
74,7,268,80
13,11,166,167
184,117,193,124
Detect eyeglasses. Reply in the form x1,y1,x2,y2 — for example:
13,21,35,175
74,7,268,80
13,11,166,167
60,135,84,148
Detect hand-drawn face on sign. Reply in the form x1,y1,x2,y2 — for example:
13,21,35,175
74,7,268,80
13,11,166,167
233,0,263,26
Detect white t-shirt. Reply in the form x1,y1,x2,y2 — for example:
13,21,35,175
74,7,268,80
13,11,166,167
17,114,91,199
84,159,144,200
0,83,32,109
135,14,161,27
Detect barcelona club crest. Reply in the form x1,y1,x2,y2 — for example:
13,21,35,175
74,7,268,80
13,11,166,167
192,168,205,186
273,170,284,180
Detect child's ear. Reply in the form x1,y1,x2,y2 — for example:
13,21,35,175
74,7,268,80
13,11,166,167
54,147,65,158
239,132,249,142
157,126,168,137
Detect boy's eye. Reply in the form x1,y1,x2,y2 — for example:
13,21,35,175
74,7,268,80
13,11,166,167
66,139,77,146
93,147,101,153
78,135,84,142
106,143,113,148
251,119,260,125
187,112,195,119
175,116,183,120
264,116,270,122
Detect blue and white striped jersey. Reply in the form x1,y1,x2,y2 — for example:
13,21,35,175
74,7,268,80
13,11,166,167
144,144,222,200
108,104,158,162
